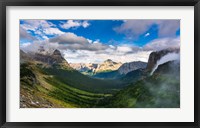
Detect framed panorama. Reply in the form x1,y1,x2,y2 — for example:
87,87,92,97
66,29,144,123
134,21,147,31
0,0,199,128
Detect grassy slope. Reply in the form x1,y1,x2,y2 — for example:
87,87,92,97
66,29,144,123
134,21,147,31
20,62,117,108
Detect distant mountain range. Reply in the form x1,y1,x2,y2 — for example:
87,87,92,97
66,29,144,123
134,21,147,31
70,59,122,75
70,59,147,79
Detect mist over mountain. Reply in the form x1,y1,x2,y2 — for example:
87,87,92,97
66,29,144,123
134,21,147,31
146,48,180,72
97,60,180,108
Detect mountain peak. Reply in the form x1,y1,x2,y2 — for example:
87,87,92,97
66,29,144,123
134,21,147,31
53,49,62,56
106,59,112,61
104,59,113,62
104,59,116,64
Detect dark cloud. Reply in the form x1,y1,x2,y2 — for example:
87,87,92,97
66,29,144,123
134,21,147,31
114,20,180,39
157,20,180,37
49,33,108,51
49,33,88,44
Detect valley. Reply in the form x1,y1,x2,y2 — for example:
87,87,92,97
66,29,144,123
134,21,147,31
20,48,180,108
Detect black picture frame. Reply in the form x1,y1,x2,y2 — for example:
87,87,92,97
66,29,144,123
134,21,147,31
0,0,199,128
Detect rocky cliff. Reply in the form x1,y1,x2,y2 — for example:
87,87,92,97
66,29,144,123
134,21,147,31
118,61,147,75
146,48,180,72
33,49,70,67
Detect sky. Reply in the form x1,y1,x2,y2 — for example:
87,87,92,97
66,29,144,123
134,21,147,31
20,20,180,63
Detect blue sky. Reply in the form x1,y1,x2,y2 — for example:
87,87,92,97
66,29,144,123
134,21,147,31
20,20,180,63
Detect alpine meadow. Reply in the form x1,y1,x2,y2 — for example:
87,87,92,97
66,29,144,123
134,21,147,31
20,20,180,108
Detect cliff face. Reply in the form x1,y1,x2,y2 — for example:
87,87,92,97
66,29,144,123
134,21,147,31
118,61,147,75
146,48,180,71
33,49,70,67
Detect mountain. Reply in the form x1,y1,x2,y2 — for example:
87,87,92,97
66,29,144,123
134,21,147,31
20,48,180,108
97,60,180,108
33,49,70,69
20,49,125,108
120,68,146,84
118,61,147,75
93,61,147,79
69,63,98,75
146,48,180,72
70,59,122,75
97,48,180,108
154,60,180,75
70,60,147,79
95,59,122,73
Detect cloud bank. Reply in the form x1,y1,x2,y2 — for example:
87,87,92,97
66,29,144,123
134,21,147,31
114,20,180,39
21,31,179,63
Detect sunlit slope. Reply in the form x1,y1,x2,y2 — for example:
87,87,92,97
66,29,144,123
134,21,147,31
20,62,115,108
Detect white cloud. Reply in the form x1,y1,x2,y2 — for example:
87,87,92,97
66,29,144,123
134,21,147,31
145,33,150,37
42,36,49,40
93,39,100,44
63,49,151,64
87,39,93,44
60,20,81,29
20,42,31,48
116,46,133,53
82,21,90,28
21,20,55,31
60,20,90,29
43,28,64,35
